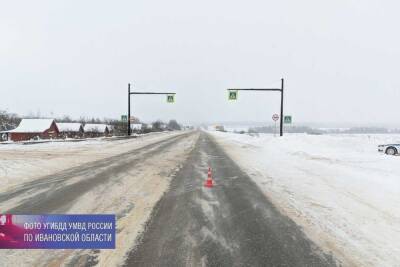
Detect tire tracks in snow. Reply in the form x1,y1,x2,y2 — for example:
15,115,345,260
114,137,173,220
2,132,192,213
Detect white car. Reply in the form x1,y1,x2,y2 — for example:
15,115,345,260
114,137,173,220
378,144,400,155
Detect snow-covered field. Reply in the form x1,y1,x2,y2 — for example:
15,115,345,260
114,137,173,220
210,131,400,267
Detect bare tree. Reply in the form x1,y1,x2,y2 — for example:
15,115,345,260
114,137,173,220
167,119,181,130
0,110,21,131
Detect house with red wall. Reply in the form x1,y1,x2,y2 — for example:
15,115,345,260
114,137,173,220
2,119,59,142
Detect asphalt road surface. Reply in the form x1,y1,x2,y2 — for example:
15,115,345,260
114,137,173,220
3,133,192,214
125,132,337,267
1,131,200,266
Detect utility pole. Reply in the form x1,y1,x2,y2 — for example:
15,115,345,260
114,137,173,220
227,78,285,136
127,84,176,136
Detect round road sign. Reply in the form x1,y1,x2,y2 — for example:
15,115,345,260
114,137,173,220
272,114,279,121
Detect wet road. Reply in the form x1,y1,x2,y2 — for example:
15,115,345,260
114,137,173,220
125,132,337,267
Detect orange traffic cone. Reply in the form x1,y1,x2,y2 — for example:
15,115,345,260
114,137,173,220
204,167,214,188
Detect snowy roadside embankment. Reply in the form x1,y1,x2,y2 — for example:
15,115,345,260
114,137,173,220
210,131,400,267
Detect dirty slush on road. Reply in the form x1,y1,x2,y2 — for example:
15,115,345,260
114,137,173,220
126,132,337,267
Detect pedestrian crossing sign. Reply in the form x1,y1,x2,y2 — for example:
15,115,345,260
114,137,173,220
167,95,175,103
228,90,238,100
284,116,292,124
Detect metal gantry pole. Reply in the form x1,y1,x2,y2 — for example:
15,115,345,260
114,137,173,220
126,85,176,136
128,83,131,136
280,78,284,137
227,78,285,136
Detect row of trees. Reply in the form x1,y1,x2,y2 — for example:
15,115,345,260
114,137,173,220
120,119,181,135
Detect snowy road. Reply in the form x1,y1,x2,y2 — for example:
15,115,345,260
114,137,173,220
0,131,198,266
0,130,339,266
125,132,336,266
4,134,190,214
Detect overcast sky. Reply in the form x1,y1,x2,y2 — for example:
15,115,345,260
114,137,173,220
1,0,399,126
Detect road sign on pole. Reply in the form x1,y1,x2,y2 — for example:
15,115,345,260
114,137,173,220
167,95,175,103
228,90,238,100
284,115,292,124
226,78,285,136
272,114,280,137
121,115,127,122
127,84,176,136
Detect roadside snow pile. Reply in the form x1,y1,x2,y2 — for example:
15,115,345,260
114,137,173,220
210,131,400,267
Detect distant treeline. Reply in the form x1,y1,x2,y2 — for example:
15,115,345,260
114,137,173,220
328,127,400,134
249,126,320,134
248,126,400,134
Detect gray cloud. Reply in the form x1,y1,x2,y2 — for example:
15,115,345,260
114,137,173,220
1,0,399,126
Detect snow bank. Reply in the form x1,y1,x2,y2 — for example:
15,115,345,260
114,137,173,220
210,131,400,267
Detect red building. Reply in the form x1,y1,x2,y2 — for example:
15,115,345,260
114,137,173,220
3,119,59,142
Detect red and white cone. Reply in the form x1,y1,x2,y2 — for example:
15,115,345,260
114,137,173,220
204,167,214,188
